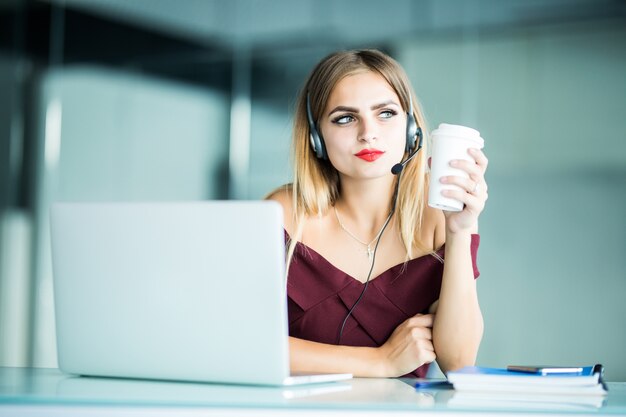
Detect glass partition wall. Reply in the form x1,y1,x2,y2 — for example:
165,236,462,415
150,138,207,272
0,1,236,368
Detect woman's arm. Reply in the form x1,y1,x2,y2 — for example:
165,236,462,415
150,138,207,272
431,230,483,374
290,337,383,376
431,148,488,374
290,312,436,377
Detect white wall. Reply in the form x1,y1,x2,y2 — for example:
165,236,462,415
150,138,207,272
397,21,626,380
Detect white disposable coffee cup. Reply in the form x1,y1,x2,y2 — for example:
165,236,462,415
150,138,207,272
428,123,484,212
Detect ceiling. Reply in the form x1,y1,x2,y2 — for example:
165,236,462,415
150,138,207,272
46,0,626,50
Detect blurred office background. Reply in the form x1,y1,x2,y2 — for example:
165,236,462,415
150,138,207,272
0,0,625,380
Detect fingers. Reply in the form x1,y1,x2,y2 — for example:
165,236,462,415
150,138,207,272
407,317,436,362
439,148,489,210
449,148,488,177
411,329,434,351
469,148,488,172
442,187,486,213
407,313,434,328
441,175,483,195
446,160,486,189
400,314,435,351
406,314,435,351
383,314,437,375
422,350,437,365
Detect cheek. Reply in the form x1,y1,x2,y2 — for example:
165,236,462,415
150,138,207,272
325,141,352,168
322,129,352,156
388,125,409,157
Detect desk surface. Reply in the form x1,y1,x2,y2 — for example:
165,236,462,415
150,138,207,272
1,367,625,416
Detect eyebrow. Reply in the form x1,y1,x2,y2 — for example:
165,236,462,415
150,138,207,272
327,100,400,117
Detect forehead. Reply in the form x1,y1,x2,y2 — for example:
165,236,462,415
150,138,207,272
326,70,400,108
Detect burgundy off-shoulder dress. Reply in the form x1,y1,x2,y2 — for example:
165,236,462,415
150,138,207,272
286,232,480,378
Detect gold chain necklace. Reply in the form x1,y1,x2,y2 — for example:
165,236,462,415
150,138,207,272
334,206,386,262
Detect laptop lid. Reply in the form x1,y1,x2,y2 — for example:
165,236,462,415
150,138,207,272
50,201,306,386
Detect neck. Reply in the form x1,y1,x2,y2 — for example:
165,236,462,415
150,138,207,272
335,175,397,237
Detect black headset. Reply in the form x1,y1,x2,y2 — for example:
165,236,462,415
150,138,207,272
306,93,423,164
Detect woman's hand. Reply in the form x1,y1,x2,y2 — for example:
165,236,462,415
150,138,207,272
377,314,436,377
439,148,489,234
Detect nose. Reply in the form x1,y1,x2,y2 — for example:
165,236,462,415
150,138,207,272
358,116,377,143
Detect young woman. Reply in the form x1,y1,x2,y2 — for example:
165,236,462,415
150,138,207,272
267,49,488,378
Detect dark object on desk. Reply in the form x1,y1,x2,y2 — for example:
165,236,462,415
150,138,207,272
412,379,453,389
594,364,609,392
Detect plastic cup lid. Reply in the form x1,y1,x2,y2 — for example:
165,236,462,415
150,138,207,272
431,123,484,147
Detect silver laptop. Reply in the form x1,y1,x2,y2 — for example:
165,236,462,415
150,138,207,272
50,201,351,386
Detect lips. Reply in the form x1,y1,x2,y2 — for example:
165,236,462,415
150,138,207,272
354,148,384,162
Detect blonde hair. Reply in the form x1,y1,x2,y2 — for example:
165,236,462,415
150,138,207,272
282,49,432,271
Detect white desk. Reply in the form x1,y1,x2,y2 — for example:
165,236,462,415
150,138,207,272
1,367,625,416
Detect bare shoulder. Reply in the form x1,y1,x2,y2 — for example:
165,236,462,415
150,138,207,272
422,204,445,251
265,184,296,235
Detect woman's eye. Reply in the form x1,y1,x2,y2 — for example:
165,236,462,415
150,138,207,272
333,115,354,125
379,109,397,119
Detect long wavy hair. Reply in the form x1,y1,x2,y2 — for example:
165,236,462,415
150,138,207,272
282,49,432,272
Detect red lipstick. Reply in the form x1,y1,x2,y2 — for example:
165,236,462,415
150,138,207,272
355,148,384,162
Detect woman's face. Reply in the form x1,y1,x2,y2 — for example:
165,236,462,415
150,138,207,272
319,70,407,180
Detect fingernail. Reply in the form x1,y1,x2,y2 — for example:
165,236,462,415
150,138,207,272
440,176,448,183
450,160,458,167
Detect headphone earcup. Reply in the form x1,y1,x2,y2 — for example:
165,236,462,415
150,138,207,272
309,128,328,160
306,93,328,160
405,112,418,152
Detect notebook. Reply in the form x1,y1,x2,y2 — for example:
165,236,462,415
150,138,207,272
50,201,352,386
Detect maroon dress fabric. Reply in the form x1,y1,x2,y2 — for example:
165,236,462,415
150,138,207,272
286,232,480,378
